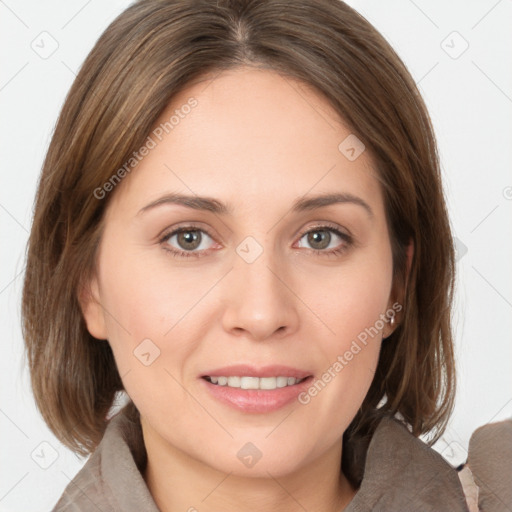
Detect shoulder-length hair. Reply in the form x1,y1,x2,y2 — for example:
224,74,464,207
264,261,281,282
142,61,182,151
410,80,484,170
22,0,456,486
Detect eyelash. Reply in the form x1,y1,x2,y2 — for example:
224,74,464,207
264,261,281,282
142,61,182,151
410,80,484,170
158,223,353,259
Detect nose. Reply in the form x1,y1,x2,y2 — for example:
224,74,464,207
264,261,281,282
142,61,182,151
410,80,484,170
221,243,300,342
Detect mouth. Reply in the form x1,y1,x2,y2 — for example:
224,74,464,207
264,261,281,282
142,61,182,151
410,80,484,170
202,375,309,390
199,365,314,413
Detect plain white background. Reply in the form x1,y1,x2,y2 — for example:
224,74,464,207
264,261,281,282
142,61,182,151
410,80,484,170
1,1,511,510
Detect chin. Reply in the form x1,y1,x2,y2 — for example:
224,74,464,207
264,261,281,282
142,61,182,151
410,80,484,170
193,434,316,479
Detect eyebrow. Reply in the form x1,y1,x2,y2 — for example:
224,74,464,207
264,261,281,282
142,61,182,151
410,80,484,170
138,192,374,218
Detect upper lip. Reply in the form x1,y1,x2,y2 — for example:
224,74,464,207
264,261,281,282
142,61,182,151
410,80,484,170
201,364,313,379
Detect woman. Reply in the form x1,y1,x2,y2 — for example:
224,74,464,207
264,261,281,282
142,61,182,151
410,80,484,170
22,0,469,510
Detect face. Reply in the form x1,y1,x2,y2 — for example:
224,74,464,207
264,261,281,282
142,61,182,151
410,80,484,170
81,66,398,478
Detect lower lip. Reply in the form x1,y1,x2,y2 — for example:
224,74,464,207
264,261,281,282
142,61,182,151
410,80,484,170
200,376,314,413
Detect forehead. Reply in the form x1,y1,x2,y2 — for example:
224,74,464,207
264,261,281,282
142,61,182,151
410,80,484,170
108,66,384,218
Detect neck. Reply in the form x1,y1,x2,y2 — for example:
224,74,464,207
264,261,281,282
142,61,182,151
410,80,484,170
141,420,357,512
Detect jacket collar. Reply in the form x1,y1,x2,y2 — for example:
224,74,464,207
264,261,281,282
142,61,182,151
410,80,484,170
344,416,468,511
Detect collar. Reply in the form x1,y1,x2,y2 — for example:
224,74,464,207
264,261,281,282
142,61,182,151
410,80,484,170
345,416,468,511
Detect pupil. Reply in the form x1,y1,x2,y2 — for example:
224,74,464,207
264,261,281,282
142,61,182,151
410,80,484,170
309,230,330,250
179,230,200,250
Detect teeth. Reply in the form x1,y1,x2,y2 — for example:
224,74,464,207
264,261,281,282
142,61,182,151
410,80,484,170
259,377,276,390
277,376,288,388
227,376,240,387
206,376,304,390
241,376,260,389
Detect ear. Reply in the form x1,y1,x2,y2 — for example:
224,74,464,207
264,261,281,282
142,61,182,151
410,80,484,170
384,238,414,338
78,274,108,340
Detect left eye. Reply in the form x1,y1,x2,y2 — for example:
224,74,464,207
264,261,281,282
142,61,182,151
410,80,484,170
296,227,351,252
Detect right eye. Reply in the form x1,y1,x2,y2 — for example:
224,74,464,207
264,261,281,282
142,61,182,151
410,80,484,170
159,226,217,259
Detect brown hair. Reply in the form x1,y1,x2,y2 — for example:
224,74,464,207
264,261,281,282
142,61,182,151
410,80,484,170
22,0,456,486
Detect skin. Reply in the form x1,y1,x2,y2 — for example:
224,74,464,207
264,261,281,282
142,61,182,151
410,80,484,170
80,66,412,512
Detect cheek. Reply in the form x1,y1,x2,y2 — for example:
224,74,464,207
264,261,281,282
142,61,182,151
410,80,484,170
96,243,217,397
98,244,201,341
296,249,392,423
305,247,393,348
96,250,198,424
